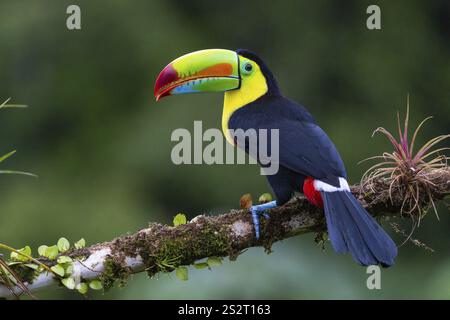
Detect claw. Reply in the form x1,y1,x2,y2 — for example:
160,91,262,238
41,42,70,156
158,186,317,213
249,201,277,239
251,207,261,239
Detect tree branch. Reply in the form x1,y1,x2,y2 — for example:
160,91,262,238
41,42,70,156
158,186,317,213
0,168,448,298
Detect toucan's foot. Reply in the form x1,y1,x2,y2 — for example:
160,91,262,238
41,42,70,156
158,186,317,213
250,201,277,240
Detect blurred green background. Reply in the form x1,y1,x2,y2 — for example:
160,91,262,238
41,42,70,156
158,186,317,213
0,0,449,299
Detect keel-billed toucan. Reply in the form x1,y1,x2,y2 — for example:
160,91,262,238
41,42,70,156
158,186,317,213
154,49,397,266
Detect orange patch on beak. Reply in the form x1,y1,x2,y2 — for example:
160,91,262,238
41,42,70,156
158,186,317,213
197,63,233,77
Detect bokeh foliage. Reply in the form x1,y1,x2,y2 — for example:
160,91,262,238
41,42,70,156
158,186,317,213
0,0,449,299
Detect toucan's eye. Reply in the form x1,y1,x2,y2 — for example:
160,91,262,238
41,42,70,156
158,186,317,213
241,62,253,75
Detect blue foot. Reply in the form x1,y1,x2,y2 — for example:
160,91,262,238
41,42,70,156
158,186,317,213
250,201,277,240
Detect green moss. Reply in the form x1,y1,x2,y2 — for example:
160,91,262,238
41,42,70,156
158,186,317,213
9,264,38,284
142,219,236,274
100,257,131,291
260,213,283,253
314,231,328,250
102,216,245,283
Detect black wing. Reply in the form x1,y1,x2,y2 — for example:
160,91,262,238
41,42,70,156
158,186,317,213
228,95,347,183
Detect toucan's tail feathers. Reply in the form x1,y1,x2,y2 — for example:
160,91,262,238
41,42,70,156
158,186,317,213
321,190,397,267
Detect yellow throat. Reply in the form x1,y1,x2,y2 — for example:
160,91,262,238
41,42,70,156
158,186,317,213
222,61,268,145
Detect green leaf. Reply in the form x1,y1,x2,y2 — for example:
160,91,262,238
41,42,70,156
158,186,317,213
0,150,16,163
193,262,209,270
258,193,273,204
0,170,37,177
207,257,222,268
175,267,189,281
10,246,32,262
0,98,11,108
50,264,65,277
57,238,70,253
0,104,27,109
57,256,73,264
89,280,103,290
44,245,59,260
24,263,39,270
65,263,74,275
76,282,88,295
173,213,187,227
61,277,75,290
0,98,27,109
74,238,86,249
38,245,48,257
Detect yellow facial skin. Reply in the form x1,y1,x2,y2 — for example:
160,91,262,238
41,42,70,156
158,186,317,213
222,56,269,145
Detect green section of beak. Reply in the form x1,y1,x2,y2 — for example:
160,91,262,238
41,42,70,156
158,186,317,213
154,49,240,100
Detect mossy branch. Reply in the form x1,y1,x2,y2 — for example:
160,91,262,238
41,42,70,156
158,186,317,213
0,168,449,298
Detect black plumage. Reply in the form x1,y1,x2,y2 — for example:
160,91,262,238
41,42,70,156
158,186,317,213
228,50,397,266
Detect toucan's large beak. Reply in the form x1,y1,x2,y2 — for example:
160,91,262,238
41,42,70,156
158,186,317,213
154,49,240,101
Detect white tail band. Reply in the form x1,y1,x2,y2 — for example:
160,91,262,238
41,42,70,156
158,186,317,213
313,177,350,192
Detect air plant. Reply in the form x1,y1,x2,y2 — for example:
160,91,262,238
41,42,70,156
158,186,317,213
0,98,36,299
0,99,36,178
0,98,28,109
0,255,34,299
361,96,449,225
